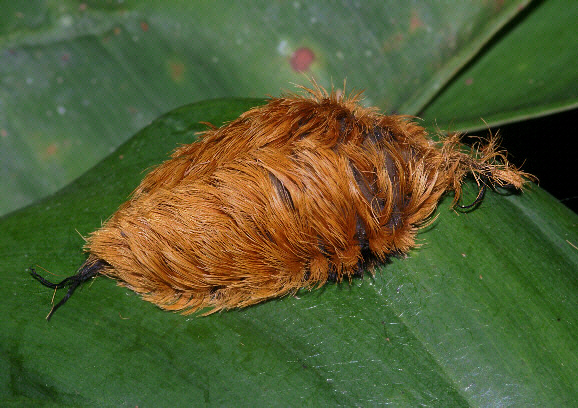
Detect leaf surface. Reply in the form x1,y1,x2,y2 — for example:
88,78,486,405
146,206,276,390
1,98,576,406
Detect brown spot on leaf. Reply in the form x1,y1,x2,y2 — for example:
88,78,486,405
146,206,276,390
169,61,186,83
409,10,424,33
43,143,58,158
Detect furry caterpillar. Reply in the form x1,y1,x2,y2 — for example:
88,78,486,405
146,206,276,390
32,85,531,320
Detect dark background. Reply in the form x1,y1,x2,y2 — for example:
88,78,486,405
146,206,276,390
492,107,577,214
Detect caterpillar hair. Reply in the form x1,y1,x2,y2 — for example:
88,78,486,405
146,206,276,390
31,84,533,320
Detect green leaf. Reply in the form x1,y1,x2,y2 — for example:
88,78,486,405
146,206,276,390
420,0,578,131
1,0,536,215
1,98,577,406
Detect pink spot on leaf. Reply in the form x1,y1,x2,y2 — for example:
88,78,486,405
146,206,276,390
290,47,315,72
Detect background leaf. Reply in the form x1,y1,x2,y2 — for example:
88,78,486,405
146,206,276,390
5,0,567,216
420,0,578,130
1,98,577,406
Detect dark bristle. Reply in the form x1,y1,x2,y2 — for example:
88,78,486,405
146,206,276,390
457,173,492,210
457,184,486,210
268,172,295,210
31,258,108,320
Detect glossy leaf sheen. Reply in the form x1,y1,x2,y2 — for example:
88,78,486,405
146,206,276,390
1,99,577,406
421,0,578,130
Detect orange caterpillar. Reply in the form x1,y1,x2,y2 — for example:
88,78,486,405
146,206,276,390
32,85,531,320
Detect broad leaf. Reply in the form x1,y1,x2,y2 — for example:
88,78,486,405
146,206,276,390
1,99,576,406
